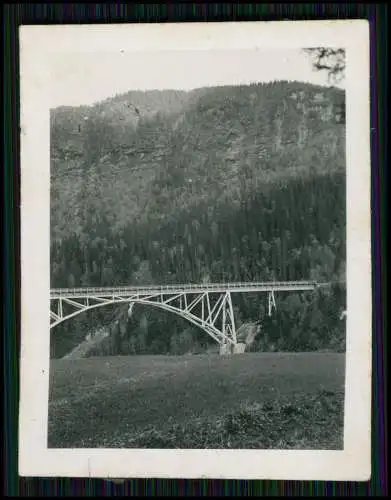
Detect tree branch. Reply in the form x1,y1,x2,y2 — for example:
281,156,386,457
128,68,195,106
304,48,346,84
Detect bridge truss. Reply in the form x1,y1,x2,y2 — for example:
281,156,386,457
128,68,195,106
50,281,318,346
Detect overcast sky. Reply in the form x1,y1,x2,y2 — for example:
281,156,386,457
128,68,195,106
50,48,344,108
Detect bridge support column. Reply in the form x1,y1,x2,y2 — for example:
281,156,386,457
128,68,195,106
268,290,277,316
218,292,237,355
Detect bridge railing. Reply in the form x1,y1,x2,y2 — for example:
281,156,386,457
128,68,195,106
50,281,319,298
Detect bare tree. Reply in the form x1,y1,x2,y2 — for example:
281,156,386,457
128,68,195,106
304,48,346,84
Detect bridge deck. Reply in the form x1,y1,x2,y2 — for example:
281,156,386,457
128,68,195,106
50,281,318,299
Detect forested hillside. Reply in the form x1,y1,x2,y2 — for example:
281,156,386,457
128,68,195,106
50,81,346,358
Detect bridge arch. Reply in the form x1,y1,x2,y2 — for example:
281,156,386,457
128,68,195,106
50,297,231,345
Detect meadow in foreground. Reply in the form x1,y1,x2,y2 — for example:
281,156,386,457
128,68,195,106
48,352,345,449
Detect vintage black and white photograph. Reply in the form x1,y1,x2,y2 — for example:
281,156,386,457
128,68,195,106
19,22,371,480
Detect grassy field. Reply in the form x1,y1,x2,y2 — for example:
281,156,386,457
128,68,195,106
48,352,345,449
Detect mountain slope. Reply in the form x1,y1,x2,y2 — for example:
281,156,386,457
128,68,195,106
50,81,346,358
51,82,345,241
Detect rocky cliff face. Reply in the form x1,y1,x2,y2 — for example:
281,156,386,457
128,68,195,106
236,322,262,348
50,82,345,243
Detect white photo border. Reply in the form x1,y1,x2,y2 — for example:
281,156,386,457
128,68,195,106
18,20,372,480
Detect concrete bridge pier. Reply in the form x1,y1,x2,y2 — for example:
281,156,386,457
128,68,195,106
233,342,246,354
219,342,246,355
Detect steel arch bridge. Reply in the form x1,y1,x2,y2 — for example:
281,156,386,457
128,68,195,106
50,281,319,347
